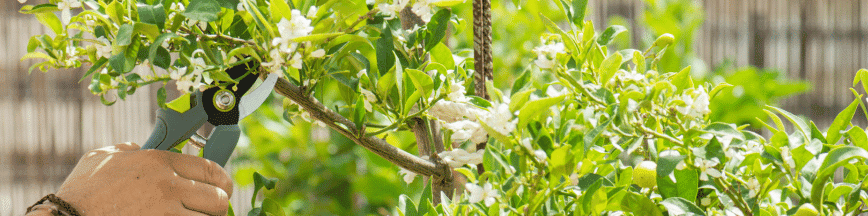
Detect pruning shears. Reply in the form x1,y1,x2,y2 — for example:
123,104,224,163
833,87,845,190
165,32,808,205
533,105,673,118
141,62,278,167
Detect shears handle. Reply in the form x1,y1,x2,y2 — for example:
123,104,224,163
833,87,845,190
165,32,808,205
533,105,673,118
141,107,209,151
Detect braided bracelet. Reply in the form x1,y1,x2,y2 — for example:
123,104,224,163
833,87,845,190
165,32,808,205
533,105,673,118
26,194,82,216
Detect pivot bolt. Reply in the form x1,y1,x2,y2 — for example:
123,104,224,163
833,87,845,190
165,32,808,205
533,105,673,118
214,89,235,112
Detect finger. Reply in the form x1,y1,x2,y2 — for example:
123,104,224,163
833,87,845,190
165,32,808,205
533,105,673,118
165,153,234,198
176,178,230,216
173,203,209,216
115,142,141,151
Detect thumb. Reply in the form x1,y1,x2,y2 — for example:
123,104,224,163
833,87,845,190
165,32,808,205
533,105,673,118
114,142,141,151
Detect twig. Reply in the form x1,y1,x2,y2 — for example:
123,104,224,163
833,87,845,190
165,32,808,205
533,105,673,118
262,73,445,177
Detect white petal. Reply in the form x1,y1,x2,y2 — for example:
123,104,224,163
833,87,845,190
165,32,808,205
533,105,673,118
706,169,722,178
311,49,326,58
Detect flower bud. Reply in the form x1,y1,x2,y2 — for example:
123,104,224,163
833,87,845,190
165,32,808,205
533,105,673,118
653,33,675,47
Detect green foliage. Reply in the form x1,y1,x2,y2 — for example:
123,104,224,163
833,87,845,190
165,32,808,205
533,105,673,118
19,0,868,215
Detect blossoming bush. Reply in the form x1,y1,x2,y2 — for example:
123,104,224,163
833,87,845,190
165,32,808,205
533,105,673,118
19,0,868,215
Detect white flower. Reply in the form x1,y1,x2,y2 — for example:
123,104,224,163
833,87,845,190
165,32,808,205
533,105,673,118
310,49,326,58
379,0,409,20
744,140,763,155
169,67,186,80
695,158,722,181
447,80,469,102
465,183,500,207
676,87,711,118
438,148,484,168
442,120,486,144
533,41,566,55
65,46,78,60
356,69,367,78
307,6,318,18
482,103,515,135
429,100,486,122
236,2,245,11
534,150,547,163
780,146,795,167
360,88,377,112
411,0,435,23
94,37,113,59
746,178,760,197
398,167,417,184
273,11,313,53
534,54,557,69
262,49,285,73
18,0,26,3
620,70,645,81
58,0,82,25
289,53,303,69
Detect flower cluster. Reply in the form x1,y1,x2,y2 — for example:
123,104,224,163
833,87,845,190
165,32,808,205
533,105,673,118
532,37,567,69
429,78,516,144
438,148,484,168
379,0,444,23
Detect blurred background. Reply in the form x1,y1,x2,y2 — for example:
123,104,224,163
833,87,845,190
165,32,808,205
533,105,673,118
2,0,867,215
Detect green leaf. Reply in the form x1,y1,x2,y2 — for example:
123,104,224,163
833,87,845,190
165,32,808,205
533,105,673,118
138,4,167,29
583,115,612,156
247,208,261,216
353,94,366,131
620,191,663,216
20,52,54,62
19,4,60,14
80,58,108,83
657,155,687,177
405,69,434,98
251,172,277,207
375,26,395,75
517,95,566,130
209,70,236,83
157,87,167,109
827,98,860,144
261,198,286,216
429,43,454,70
100,94,116,106
660,197,706,216
184,0,221,22
479,119,512,148
766,105,811,144
597,25,626,45
106,1,125,25
291,32,345,43
149,33,181,69
811,146,868,211
599,52,622,84
671,66,693,91
217,0,240,9
708,83,733,100
570,0,589,25
847,126,867,150
424,10,451,51
270,0,292,22
133,22,161,40
632,50,645,74
35,12,63,35
856,69,868,94
109,50,137,73
550,145,575,178
116,24,135,46
511,69,531,94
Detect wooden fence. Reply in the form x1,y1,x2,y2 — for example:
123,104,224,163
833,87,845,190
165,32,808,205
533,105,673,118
2,0,868,215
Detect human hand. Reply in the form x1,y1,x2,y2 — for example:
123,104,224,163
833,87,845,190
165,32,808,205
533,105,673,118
44,142,233,216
